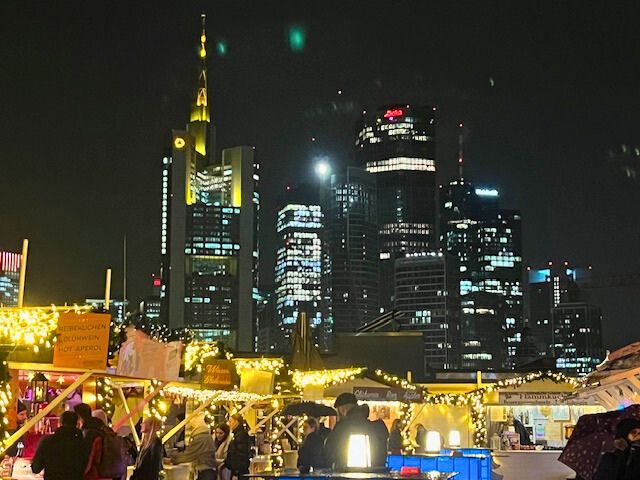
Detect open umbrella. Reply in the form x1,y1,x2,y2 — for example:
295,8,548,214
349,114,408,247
282,401,337,417
559,404,640,480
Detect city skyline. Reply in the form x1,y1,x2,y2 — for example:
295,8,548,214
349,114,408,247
1,2,639,351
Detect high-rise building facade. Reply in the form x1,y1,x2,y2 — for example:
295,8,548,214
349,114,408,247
394,252,460,370
160,16,258,351
527,264,603,374
274,186,330,351
355,105,437,311
0,250,21,307
324,167,379,332
552,303,603,375
440,179,524,370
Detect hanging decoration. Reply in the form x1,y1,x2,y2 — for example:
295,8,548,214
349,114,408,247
96,377,115,421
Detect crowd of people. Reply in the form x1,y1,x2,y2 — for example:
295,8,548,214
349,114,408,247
27,392,409,480
29,403,253,480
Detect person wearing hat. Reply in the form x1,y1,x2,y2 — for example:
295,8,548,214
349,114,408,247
324,393,387,471
594,418,640,480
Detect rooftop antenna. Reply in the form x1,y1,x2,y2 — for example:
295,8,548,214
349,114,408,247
458,123,464,180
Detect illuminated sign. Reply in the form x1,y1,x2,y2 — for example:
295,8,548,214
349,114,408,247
174,137,186,149
383,109,404,119
475,188,499,197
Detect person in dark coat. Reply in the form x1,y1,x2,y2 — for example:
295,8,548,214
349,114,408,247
324,393,388,471
74,403,112,480
297,417,327,473
414,424,426,452
131,417,164,480
225,414,252,479
594,418,640,480
388,419,403,455
31,411,85,480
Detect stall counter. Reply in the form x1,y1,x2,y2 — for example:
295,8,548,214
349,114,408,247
492,450,575,480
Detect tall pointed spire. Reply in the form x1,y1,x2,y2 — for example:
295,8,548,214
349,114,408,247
190,13,210,125
458,123,464,179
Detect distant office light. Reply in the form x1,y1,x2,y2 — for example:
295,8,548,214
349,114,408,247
475,188,499,197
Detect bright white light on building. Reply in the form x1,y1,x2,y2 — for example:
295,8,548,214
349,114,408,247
475,188,499,197
314,159,331,179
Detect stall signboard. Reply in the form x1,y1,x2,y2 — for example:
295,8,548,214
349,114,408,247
53,312,110,369
353,386,423,403
499,392,568,405
117,329,183,381
240,369,274,395
201,359,237,390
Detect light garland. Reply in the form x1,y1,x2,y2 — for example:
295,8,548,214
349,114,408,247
423,370,579,446
0,305,91,352
374,370,421,392
0,363,11,455
184,343,222,374
164,386,264,403
96,377,115,421
291,368,365,390
235,358,284,376
146,379,169,424
397,402,413,450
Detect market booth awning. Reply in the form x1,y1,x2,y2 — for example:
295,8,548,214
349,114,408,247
569,342,640,409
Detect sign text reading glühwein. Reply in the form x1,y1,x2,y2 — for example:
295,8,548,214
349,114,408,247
53,312,110,369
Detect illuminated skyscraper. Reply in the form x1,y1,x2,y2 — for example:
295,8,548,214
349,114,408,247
527,264,603,374
0,250,21,307
394,252,461,370
355,105,437,312
160,16,258,351
440,178,523,370
274,186,330,351
324,167,379,332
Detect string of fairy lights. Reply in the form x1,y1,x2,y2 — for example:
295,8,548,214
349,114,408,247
0,362,12,456
291,367,365,391
0,302,585,451
95,377,115,421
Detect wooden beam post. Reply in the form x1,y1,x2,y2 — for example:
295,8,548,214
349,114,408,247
115,386,140,448
5,371,92,450
162,395,216,444
112,381,167,431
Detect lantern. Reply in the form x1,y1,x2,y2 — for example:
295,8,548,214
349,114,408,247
448,430,461,448
347,434,371,469
426,431,441,453
32,373,49,404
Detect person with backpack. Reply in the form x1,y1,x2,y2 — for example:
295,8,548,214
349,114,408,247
31,410,85,480
74,404,127,480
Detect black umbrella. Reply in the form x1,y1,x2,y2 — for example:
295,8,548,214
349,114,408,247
282,401,337,417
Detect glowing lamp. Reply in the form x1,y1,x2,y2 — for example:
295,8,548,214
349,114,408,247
448,430,461,448
174,137,186,149
314,160,331,179
32,373,49,404
425,431,441,453
347,434,371,469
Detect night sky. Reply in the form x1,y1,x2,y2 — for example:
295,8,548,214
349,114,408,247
1,1,639,350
